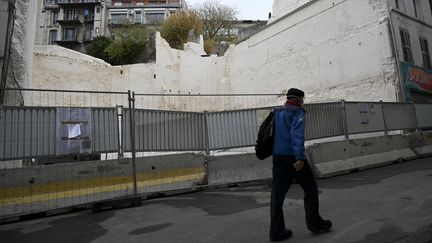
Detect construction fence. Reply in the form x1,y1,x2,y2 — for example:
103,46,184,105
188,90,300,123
1,88,432,219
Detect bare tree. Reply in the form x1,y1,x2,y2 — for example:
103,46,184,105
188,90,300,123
193,0,238,42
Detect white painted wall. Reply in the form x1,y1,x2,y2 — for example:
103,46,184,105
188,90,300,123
271,0,313,22
4,0,38,106
32,0,400,110
225,0,398,102
33,46,112,91
24,0,37,89
32,35,227,110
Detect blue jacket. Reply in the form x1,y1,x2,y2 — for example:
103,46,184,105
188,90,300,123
272,104,306,161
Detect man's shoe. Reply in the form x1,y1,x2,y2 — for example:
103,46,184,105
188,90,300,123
270,229,293,241
309,219,332,234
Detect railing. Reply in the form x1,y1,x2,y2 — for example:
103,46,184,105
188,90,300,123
1,88,432,219
2,89,432,161
58,0,101,4
45,0,59,5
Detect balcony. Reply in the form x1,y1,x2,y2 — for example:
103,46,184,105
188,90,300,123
44,0,60,9
56,39,81,45
58,0,101,7
57,18,82,25
108,3,181,9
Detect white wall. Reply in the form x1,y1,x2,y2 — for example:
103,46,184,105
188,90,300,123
24,0,37,89
225,0,398,102
271,0,314,22
32,0,400,110
32,35,227,110
4,0,38,105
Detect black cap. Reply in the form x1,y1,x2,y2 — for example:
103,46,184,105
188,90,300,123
286,88,305,99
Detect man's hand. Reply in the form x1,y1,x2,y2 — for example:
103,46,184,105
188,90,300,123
293,160,305,171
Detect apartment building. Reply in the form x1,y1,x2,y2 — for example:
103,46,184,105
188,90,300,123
35,0,184,51
389,0,432,102
108,0,184,26
35,0,106,52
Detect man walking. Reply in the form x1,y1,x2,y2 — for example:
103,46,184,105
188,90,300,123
269,88,332,241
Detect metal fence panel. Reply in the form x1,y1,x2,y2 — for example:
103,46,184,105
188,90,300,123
383,103,417,130
207,110,258,150
304,103,345,139
415,104,432,128
345,102,385,134
128,109,205,152
0,107,121,160
92,108,119,153
0,108,56,160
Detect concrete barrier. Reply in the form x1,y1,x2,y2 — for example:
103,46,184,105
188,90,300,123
307,135,417,178
0,153,205,218
407,132,432,157
207,154,272,186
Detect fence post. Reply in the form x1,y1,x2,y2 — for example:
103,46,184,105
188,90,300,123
341,100,349,140
202,111,210,185
411,101,420,132
203,111,210,156
128,90,138,196
116,105,124,158
380,100,388,136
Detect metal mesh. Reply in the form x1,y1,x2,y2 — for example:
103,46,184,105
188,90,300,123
134,93,286,112
1,88,431,219
382,103,417,130
0,89,132,219
130,109,205,152
206,109,259,150
415,104,432,128
304,103,345,139
344,102,385,134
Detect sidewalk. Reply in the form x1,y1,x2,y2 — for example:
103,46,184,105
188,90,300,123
1,158,432,243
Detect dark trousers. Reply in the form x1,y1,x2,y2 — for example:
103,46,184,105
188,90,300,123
270,155,322,239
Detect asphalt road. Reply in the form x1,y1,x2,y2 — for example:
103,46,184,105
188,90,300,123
1,157,432,243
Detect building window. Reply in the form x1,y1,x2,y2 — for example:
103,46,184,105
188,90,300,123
64,28,77,41
395,0,399,9
65,9,79,20
49,30,57,44
50,11,58,26
413,0,418,17
400,29,414,63
111,13,129,24
134,10,142,24
145,12,165,24
420,37,431,69
84,8,94,21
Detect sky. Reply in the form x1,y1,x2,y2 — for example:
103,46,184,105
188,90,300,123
185,0,274,21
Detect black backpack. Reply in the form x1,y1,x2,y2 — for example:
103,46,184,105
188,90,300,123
255,110,275,160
